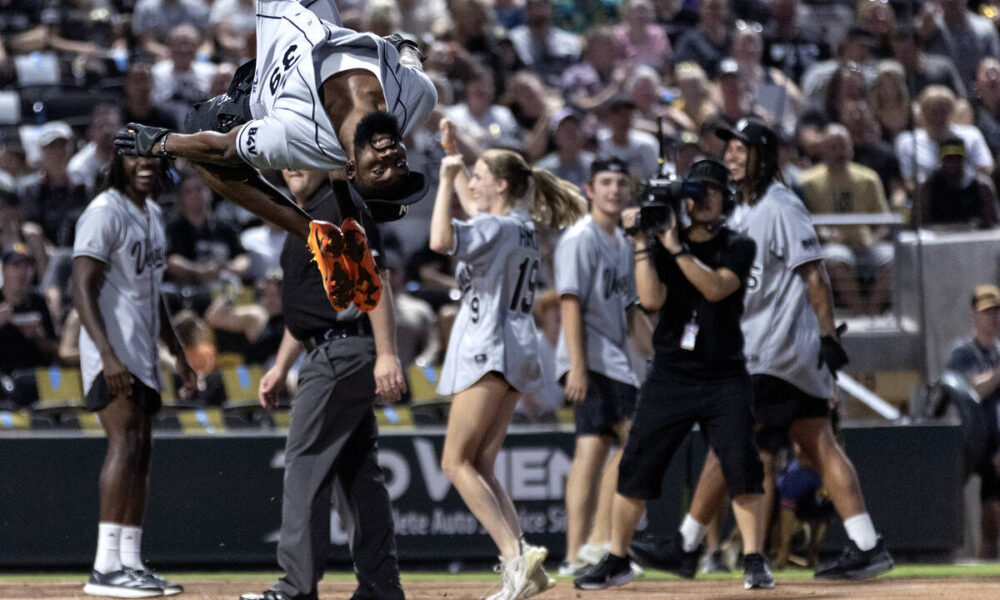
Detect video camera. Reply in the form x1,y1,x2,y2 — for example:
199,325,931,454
624,177,707,236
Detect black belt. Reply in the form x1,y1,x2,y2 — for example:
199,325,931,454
303,320,372,351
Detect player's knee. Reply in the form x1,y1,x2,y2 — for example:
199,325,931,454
440,453,469,483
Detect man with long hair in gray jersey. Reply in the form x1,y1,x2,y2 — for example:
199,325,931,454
633,118,894,581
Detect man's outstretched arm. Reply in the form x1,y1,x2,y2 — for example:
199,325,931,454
115,124,246,166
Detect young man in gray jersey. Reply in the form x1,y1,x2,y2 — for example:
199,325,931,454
556,158,650,576
115,0,437,311
636,118,893,581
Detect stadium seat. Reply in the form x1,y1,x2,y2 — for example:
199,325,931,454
376,405,414,428
221,365,266,409
0,410,30,430
33,367,85,411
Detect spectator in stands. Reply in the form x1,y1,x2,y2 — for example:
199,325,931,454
239,220,286,282
801,27,878,109
889,24,966,99
365,0,402,37
205,273,285,366
597,96,659,180
448,0,504,87
447,66,523,151
68,105,122,196
507,0,582,87
210,0,255,63
152,24,215,127
673,62,719,131
946,284,1000,559
731,19,803,133
561,27,628,113
550,0,621,34
869,60,911,144
0,189,46,285
122,62,178,130
714,58,755,126
502,70,561,163
614,0,670,74
17,121,88,250
854,0,896,59
397,0,450,39
896,85,995,189
761,0,831,86
0,243,58,373
131,0,210,61
916,137,1000,229
920,0,1000,94
0,135,32,190
165,176,250,295
841,98,907,211
799,124,893,316
974,57,1000,168
536,108,595,190
674,0,730,78
494,0,525,30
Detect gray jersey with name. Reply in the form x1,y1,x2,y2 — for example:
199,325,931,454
738,181,832,399
554,215,638,386
73,189,167,394
437,208,544,395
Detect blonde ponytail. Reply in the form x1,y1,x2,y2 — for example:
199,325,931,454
529,168,586,229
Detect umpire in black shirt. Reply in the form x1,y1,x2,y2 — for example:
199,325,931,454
241,170,406,600
574,160,772,592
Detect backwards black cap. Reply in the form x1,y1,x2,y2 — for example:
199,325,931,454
589,157,631,179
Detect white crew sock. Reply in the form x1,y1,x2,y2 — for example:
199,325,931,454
120,526,144,570
843,513,878,551
678,514,709,552
94,522,123,574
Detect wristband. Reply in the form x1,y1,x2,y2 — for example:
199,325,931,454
159,133,171,158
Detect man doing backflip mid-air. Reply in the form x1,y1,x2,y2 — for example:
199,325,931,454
115,0,438,312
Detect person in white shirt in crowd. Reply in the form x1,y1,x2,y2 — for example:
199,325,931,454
210,0,255,62
535,109,595,191
131,0,210,61
597,96,660,181
508,0,582,87
68,105,123,196
151,24,215,127
446,66,524,151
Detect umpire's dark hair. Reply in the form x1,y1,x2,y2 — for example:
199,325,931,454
100,150,171,199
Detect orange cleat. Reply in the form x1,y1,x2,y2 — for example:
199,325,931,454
307,220,354,311
341,217,381,311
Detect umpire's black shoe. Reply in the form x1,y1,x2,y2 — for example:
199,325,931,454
240,590,317,600
743,553,775,589
573,553,633,590
629,531,701,579
814,538,893,580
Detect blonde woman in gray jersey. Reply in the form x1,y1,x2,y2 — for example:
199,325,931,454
430,120,586,600
73,150,197,597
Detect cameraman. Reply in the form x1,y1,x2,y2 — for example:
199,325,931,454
574,160,773,592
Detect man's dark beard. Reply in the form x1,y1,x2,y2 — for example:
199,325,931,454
353,110,402,152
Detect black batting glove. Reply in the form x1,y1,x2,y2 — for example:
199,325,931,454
113,123,171,157
382,33,424,62
817,324,849,376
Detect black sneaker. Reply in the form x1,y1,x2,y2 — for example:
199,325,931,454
83,569,163,598
743,553,775,589
629,532,701,579
814,538,894,580
573,554,634,590
701,549,731,573
130,567,183,596
240,590,317,600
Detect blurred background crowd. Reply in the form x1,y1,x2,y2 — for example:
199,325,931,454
2,0,1000,422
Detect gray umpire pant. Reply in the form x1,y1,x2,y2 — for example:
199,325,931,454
274,336,404,600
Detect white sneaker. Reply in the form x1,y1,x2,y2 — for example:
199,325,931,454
507,544,548,599
484,558,512,600
557,560,587,578
83,569,163,598
577,542,610,565
519,565,556,598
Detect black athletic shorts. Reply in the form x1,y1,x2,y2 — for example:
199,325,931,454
573,370,637,441
84,372,162,415
617,371,764,500
753,374,831,453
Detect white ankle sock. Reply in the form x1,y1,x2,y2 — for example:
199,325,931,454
843,513,878,551
679,515,708,552
94,522,122,574
120,526,144,569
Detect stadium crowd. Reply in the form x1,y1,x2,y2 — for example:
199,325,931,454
0,0,998,417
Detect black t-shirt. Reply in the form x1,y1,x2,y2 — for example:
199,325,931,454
166,216,245,282
17,174,90,247
922,170,987,225
854,142,901,201
280,183,385,342
650,227,756,379
0,288,57,372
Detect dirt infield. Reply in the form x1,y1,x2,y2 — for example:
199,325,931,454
6,577,1000,600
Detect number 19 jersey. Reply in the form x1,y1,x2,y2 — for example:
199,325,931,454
437,208,544,396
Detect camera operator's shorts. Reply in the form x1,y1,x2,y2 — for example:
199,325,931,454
572,370,637,442
85,372,162,415
617,371,764,500
753,374,832,453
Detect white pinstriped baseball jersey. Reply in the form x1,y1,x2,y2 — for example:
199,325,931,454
437,208,544,396
234,0,437,171
73,189,167,394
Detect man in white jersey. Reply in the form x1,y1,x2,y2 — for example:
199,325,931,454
638,118,894,581
114,0,438,310
73,152,197,597
555,158,646,577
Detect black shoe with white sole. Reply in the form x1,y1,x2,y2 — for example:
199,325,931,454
573,554,633,590
814,538,893,580
743,553,775,589
83,569,164,598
